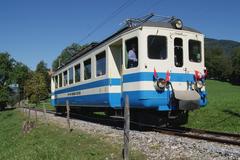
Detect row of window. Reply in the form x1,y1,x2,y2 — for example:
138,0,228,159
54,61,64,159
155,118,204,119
125,36,202,69
54,51,106,89
147,36,202,63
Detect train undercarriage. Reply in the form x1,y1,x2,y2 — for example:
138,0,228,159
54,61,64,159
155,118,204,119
55,106,189,127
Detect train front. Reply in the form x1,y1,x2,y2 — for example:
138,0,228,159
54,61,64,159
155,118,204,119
130,18,207,113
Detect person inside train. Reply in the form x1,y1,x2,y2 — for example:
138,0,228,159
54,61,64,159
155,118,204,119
127,45,138,68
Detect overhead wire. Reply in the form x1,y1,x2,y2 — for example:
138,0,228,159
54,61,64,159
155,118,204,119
135,0,162,17
79,0,137,43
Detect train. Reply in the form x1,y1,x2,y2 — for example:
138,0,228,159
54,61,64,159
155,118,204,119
51,14,207,126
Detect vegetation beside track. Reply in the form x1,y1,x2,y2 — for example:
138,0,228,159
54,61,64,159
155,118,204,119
185,80,240,133
28,99,55,111
0,109,144,160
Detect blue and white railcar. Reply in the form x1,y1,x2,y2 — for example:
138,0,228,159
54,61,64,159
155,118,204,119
51,16,207,121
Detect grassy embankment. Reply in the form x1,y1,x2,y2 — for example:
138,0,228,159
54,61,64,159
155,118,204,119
0,110,144,160
185,80,240,133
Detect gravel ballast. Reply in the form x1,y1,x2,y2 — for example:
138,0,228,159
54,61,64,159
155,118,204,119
22,108,240,160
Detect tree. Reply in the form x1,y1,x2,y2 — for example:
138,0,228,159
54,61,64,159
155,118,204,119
10,62,30,100
205,48,232,81
52,43,86,71
231,47,240,84
24,72,49,105
0,52,14,108
36,60,51,92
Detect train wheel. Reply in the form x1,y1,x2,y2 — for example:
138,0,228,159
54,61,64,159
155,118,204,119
55,106,66,116
169,111,189,126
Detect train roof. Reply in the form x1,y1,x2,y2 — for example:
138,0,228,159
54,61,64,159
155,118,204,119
54,17,202,72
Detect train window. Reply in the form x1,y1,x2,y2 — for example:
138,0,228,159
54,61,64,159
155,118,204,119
84,59,91,80
189,40,201,62
55,76,58,89
74,64,81,83
63,71,68,86
125,37,138,69
69,67,73,85
148,36,167,59
59,73,63,87
174,38,183,67
96,51,106,77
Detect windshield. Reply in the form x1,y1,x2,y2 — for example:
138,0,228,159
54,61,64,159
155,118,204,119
189,40,201,63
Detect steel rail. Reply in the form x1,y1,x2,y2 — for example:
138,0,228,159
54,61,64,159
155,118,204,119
21,107,240,146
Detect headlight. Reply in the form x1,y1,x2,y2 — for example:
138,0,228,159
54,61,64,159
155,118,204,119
154,78,167,91
196,81,203,89
191,83,196,90
171,19,183,29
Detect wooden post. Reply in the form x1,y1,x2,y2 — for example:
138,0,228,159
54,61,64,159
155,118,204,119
28,104,31,122
34,104,38,122
66,100,71,132
43,103,48,125
24,101,28,117
123,95,130,160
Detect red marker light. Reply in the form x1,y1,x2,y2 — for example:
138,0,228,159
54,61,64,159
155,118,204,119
204,69,208,79
194,70,201,81
154,67,158,79
166,70,170,82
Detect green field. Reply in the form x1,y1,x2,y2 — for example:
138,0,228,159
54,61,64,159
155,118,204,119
0,110,144,160
185,80,240,133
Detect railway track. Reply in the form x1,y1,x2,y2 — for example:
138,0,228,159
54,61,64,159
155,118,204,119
151,127,240,146
22,107,240,146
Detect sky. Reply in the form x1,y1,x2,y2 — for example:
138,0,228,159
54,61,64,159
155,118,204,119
0,0,239,70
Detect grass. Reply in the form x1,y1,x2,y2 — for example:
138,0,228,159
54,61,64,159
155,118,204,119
185,80,240,133
0,109,145,160
28,99,55,111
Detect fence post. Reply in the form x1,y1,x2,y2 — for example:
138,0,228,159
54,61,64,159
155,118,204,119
66,100,71,132
28,104,31,122
43,103,48,125
123,95,130,160
34,104,38,122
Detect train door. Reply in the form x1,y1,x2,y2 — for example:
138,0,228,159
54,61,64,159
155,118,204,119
109,39,123,108
110,40,123,76
174,37,184,70
171,36,189,91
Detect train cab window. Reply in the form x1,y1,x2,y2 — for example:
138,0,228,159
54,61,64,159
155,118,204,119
174,38,183,67
148,36,167,59
54,76,58,89
63,71,68,86
69,67,73,85
125,37,138,69
96,51,106,77
59,73,63,88
189,40,201,62
74,64,81,83
84,59,91,80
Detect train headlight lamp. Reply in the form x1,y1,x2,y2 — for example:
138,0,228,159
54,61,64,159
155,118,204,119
191,83,196,90
171,19,183,29
154,78,168,91
196,80,203,89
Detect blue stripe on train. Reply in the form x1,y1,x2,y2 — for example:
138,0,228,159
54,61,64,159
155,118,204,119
52,93,121,108
53,78,121,95
51,72,206,110
52,72,196,95
52,90,207,111
123,72,195,83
